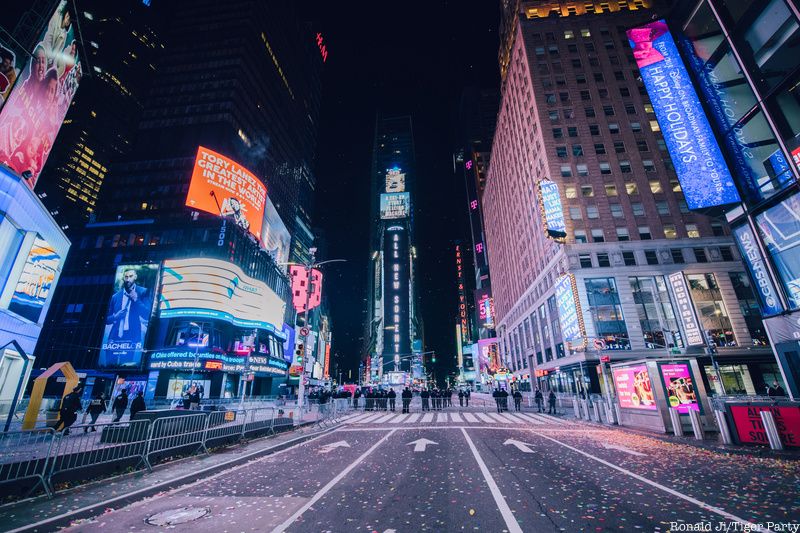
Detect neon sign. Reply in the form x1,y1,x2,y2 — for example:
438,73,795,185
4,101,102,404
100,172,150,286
315,33,328,62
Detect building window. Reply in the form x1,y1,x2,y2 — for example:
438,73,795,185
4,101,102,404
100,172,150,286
556,146,567,157
581,28,591,37
720,247,734,262
581,90,592,101
649,120,659,132
711,222,725,236
561,165,573,177
623,251,636,265
590,124,600,135
599,162,611,174
631,122,643,132
597,253,611,267
686,273,737,347
626,183,639,195
546,93,557,104
585,277,630,349
564,30,575,39
605,184,618,196
565,186,577,198
617,227,630,241
572,58,582,68
603,105,615,116
594,73,605,82
694,248,708,263
560,92,570,102
686,224,700,238
592,228,605,242
573,144,584,156
625,103,636,115
670,249,684,264
568,126,578,137
594,143,606,154
585,107,596,117
639,226,652,240
581,185,594,197
570,207,583,220
610,204,624,218
577,164,589,176
637,140,649,152
549,110,559,122
564,108,575,119
579,253,592,267
574,230,587,243
643,160,656,173
656,201,670,215
630,276,684,349
586,205,599,218
568,43,578,53
631,202,644,216
609,123,620,134
663,224,677,239
729,272,769,345
553,128,563,139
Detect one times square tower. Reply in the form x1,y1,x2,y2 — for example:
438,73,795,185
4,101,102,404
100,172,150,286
365,115,423,384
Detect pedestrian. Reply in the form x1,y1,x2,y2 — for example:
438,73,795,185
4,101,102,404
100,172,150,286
458,390,464,407
548,390,557,414
388,388,397,411
534,388,544,413
55,385,83,435
421,388,430,411
402,387,412,413
448,389,454,408
181,387,191,409
112,389,128,422
492,389,501,412
84,392,107,433
130,391,146,419
513,389,523,411
767,380,787,397
353,388,361,409
465,389,470,407
500,389,509,412
190,385,201,410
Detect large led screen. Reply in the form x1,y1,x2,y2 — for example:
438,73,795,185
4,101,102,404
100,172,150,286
537,179,567,242
613,364,657,411
732,224,784,317
0,40,22,110
185,146,266,239
385,167,405,193
8,237,60,323
159,258,285,332
555,274,585,345
261,197,291,269
380,192,410,219
627,20,739,210
755,192,800,309
659,362,699,413
98,264,159,368
0,1,82,188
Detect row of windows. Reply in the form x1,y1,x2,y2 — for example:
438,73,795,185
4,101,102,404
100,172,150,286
577,246,735,269
559,159,659,178
550,103,655,122
556,138,663,156
551,120,660,138
544,86,646,103
563,180,682,199
572,223,714,243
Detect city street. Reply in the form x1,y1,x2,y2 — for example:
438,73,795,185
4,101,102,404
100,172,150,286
57,412,799,533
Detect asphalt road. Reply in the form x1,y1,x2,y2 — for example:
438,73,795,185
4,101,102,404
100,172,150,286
59,413,800,533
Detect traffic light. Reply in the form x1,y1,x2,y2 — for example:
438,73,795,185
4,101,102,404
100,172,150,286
431,355,436,363
295,343,305,362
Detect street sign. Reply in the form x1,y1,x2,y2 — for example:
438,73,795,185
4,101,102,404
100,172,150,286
593,338,606,351
300,327,310,337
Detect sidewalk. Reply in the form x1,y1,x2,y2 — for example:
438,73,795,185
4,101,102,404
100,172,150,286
0,419,345,533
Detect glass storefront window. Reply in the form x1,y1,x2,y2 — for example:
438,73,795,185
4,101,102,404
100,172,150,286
585,277,630,349
736,0,800,92
765,71,800,166
729,272,769,345
705,364,756,395
629,276,685,349
686,273,737,346
754,191,800,309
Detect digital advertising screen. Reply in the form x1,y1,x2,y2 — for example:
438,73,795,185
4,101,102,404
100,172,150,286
732,224,784,317
0,0,83,188
555,274,585,346
627,20,739,210
380,192,410,219
0,40,22,110
385,167,405,193
537,179,567,242
383,227,410,366
659,363,700,413
477,337,500,373
8,236,60,323
754,192,800,309
98,264,159,368
613,364,657,410
159,258,286,332
185,146,267,239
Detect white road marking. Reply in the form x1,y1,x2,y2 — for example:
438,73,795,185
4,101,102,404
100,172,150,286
407,438,438,452
404,413,420,423
437,412,450,423
355,414,381,424
389,414,409,424
421,413,434,423
515,413,544,425
271,429,398,533
499,413,520,424
450,412,463,423
530,431,772,532
318,440,350,454
503,438,535,453
475,413,496,424
373,414,396,423
345,414,371,424
485,413,510,424
461,428,523,533
508,413,531,424
463,413,479,423
601,443,646,456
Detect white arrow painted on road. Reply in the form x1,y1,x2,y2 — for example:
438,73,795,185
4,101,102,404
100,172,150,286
503,439,535,453
318,440,350,454
407,438,438,452
602,443,646,457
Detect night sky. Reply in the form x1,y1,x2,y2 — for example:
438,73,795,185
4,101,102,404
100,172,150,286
307,1,500,383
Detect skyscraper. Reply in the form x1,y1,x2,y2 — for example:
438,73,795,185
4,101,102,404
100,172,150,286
483,0,776,396
33,0,324,399
364,115,423,383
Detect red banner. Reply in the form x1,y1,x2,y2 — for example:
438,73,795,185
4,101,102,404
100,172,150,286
729,404,800,447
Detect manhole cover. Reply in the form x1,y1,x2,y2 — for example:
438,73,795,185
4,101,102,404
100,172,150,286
146,507,210,526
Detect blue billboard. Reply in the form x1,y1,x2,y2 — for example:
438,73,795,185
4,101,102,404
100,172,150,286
555,274,584,344
538,179,567,242
628,20,740,210
732,224,784,317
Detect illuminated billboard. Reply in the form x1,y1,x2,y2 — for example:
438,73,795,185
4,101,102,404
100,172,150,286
0,1,82,188
554,274,586,347
613,364,657,410
383,227,410,369
289,266,322,313
627,20,739,210
0,41,22,110
261,197,291,269
659,363,699,413
475,287,495,329
385,168,405,193
8,237,60,323
159,258,285,332
98,264,159,368
149,350,288,376
754,192,800,309
732,224,784,317
380,192,410,219
667,272,705,346
477,337,500,373
537,179,567,242
185,146,267,239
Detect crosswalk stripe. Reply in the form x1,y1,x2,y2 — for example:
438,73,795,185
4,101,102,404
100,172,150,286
463,413,478,423
450,412,463,423
373,414,396,423
437,412,450,423
475,413,496,424
485,413,510,424
508,413,531,424
515,413,544,425
421,413,434,423
347,414,373,424
388,414,407,423
499,413,520,424
537,414,567,425
355,413,382,424
404,413,420,423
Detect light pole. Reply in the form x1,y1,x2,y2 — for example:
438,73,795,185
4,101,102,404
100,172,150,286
188,321,203,390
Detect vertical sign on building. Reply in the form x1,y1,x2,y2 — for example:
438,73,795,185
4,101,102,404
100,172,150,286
384,227,410,370
667,272,705,346
455,243,470,343
627,20,739,210
554,274,586,349
732,224,784,317
537,179,567,242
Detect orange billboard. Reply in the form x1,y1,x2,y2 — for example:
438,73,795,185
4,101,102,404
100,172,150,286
185,146,266,239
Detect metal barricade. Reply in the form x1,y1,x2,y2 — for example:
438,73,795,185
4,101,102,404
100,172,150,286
204,409,247,446
244,407,276,437
48,420,152,490
0,428,55,497
146,413,208,460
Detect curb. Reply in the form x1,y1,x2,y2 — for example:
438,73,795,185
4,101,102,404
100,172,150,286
3,424,340,533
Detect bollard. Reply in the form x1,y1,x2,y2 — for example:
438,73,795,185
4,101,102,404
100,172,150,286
605,400,617,425
688,409,704,440
592,402,601,423
573,399,581,419
599,403,610,425
581,399,590,420
759,410,784,451
614,403,623,427
713,409,733,445
669,408,684,437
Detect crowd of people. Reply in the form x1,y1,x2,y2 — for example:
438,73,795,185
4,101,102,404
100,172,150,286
53,385,146,435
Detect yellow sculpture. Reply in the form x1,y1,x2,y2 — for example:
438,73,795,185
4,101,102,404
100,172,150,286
22,362,79,430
